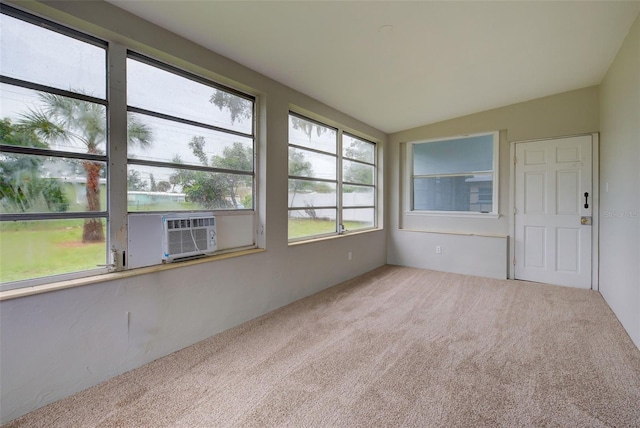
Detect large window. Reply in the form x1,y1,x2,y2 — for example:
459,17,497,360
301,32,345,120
410,132,498,214
126,54,254,212
0,6,256,290
0,7,109,285
288,113,377,241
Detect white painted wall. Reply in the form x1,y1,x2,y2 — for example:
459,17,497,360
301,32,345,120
0,1,387,423
387,87,600,279
599,14,640,349
389,231,507,279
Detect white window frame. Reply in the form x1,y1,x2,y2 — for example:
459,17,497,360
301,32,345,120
406,131,499,218
287,111,378,242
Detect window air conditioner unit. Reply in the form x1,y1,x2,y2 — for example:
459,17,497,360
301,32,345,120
162,214,217,262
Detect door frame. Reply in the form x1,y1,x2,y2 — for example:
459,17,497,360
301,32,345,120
508,133,599,290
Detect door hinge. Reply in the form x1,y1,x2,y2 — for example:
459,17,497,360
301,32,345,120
512,257,516,266
514,156,517,165
513,207,518,215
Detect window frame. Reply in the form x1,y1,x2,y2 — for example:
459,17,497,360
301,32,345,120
0,5,260,291
125,52,256,213
341,132,377,231
0,4,111,290
287,111,378,242
406,131,499,217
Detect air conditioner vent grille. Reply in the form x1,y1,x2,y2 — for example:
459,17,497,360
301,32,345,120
167,229,208,255
162,214,217,261
167,217,215,229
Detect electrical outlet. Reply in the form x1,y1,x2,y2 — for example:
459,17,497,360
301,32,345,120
436,246,442,254
348,251,353,261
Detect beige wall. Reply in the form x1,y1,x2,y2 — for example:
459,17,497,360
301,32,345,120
599,13,640,349
387,87,600,277
0,1,387,423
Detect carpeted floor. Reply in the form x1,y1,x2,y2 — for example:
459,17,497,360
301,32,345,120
5,265,640,427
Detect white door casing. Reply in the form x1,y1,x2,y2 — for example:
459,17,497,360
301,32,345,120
514,135,593,289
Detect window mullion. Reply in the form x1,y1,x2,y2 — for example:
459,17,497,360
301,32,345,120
127,158,254,177
413,171,493,179
127,106,253,140
107,43,128,271
337,129,344,233
0,76,108,106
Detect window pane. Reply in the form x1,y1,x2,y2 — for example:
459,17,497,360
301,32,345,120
288,208,336,239
0,218,106,283
342,185,375,207
287,112,377,242
413,134,493,175
127,113,253,171
0,153,106,214
343,208,375,230
414,174,493,212
288,179,336,208
343,134,374,164
128,165,251,211
289,115,337,154
343,160,374,185
0,84,107,155
288,147,336,180
0,13,106,98
127,58,252,134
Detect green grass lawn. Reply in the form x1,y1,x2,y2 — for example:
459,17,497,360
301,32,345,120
1,218,373,283
0,219,106,283
288,218,371,240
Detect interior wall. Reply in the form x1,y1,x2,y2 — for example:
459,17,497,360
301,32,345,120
0,1,387,424
387,87,600,278
599,13,640,349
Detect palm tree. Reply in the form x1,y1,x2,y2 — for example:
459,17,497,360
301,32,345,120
20,92,152,242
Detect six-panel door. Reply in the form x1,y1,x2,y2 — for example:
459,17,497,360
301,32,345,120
514,135,592,289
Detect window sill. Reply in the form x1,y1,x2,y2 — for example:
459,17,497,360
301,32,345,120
0,248,266,302
288,227,382,247
406,211,500,219
399,228,508,239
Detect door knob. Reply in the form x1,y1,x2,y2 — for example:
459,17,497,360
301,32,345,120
581,216,592,225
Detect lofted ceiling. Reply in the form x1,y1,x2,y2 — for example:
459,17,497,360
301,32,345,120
107,1,639,134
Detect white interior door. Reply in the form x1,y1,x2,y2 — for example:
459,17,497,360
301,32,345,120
514,135,592,289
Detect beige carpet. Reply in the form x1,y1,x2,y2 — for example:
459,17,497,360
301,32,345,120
5,265,640,427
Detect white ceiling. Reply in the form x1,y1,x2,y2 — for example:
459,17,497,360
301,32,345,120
107,1,639,134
